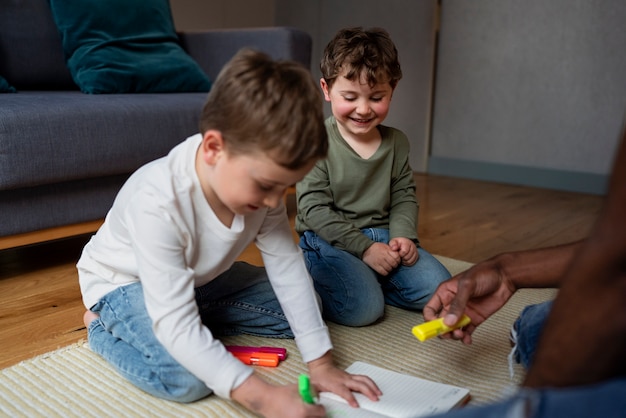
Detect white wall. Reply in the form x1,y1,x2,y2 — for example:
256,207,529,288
429,0,626,194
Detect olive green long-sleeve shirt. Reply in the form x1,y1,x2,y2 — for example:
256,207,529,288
295,117,419,258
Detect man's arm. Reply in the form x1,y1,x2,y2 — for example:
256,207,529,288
423,241,582,345
524,127,626,387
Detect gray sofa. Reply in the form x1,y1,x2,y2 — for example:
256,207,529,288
0,1,311,245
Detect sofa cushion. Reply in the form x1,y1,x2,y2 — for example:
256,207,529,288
0,92,207,190
0,175,130,237
0,0,76,90
48,0,212,94
0,76,16,93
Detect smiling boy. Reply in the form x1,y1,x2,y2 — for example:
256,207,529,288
296,27,451,327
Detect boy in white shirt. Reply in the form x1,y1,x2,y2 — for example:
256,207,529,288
77,49,380,417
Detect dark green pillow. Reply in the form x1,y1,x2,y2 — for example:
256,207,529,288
49,0,211,94
0,75,16,93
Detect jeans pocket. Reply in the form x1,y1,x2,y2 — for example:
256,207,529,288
301,230,319,251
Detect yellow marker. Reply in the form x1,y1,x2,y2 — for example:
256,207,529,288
412,314,472,342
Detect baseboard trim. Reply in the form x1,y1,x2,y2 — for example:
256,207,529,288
0,220,103,250
428,157,608,195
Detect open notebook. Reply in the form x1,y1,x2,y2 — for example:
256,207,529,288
319,362,470,418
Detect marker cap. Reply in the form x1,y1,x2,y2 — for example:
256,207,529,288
226,345,287,361
298,374,315,404
413,320,444,341
233,352,279,367
412,314,471,342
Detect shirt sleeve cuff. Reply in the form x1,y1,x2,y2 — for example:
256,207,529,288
213,359,254,399
294,325,333,363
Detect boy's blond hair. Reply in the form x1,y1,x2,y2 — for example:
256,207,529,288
320,27,402,90
199,49,327,169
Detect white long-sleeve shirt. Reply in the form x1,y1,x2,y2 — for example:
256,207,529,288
77,134,332,398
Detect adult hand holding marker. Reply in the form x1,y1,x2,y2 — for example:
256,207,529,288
422,254,522,345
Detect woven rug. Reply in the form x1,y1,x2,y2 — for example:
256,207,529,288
0,256,556,417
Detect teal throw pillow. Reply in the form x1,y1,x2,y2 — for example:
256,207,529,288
0,75,16,93
49,0,211,94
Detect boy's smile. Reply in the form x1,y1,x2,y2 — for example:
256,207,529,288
321,72,394,142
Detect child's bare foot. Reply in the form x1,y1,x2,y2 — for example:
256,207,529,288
83,310,99,327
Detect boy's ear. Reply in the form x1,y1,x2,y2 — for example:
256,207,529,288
200,130,225,164
320,78,331,102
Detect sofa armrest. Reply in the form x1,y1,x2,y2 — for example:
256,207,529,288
178,27,312,80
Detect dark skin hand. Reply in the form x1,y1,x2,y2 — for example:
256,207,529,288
523,127,626,388
424,125,626,388
423,243,580,345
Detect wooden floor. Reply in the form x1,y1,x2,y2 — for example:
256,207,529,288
0,174,604,370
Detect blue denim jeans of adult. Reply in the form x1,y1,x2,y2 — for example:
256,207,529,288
299,228,451,326
428,377,626,418
87,261,292,403
432,299,626,417
511,300,553,369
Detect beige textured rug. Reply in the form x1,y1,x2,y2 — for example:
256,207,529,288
0,256,556,417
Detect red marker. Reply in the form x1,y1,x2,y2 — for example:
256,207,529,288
232,351,279,367
226,345,287,361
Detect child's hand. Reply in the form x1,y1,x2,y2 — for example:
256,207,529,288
307,352,382,408
231,373,326,417
362,242,401,275
389,237,419,266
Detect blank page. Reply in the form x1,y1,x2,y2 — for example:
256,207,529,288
319,361,470,418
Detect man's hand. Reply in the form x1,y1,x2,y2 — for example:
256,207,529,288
524,128,626,388
423,258,516,345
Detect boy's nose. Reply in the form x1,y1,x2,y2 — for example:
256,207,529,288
263,193,282,209
355,100,370,115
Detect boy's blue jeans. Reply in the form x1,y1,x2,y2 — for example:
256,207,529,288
299,228,451,326
431,299,626,418
87,262,292,403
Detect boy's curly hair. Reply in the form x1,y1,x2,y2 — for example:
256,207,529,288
320,27,402,89
199,49,327,169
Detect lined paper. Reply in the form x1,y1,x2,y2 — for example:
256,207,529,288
319,362,470,418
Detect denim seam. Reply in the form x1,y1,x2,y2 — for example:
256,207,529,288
200,300,287,320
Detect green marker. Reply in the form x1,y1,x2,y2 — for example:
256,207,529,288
298,374,315,404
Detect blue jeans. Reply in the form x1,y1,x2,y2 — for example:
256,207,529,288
430,377,626,418
299,229,451,326
511,301,552,369
431,300,626,417
87,262,292,403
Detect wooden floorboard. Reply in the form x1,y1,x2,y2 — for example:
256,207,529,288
0,174,604,369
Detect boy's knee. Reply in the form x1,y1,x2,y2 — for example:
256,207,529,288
143,368,212,403
169,384,213,403
154,377,212,403
328,298,385,327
